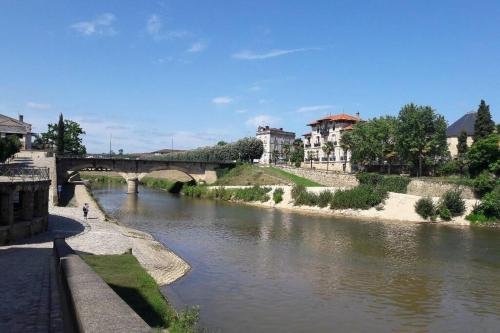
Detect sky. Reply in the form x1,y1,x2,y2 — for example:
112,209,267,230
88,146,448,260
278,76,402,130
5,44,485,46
1,0,499,153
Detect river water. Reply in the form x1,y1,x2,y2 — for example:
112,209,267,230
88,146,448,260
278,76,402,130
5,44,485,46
91,183,500,332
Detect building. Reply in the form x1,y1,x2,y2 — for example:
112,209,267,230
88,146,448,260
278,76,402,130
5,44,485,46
303,113,360,172
0,114,33,150
446,112,476,157
256,126,296,164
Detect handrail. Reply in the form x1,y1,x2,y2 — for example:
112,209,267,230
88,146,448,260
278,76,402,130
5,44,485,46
0,165,50,181
56,154,236,163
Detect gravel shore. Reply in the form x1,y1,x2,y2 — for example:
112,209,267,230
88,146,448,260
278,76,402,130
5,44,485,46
51,184,190,286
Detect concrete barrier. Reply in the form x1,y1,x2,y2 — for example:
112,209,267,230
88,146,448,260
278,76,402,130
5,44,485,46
53,238,151,332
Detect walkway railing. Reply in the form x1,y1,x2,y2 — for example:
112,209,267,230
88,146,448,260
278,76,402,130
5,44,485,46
0,165,50,181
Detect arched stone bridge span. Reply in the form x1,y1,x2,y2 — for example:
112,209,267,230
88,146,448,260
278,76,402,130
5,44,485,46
56,157,234,193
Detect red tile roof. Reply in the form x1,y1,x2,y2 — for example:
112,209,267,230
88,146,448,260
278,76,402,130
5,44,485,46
307,113,360,126
340,124,354,131
302,132,312,136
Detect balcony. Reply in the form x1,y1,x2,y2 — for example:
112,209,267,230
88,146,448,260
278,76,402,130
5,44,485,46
304,144,311,148
313,143,321,147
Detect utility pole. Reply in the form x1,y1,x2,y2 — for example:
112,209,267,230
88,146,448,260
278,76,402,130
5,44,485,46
109,133,112,158
171,136,174,153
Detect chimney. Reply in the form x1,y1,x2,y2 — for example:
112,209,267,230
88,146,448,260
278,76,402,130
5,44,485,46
279,128,283,131
19,114,24,122
355,112,360,119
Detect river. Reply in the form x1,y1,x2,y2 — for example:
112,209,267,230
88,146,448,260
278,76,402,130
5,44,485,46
90,183,500,332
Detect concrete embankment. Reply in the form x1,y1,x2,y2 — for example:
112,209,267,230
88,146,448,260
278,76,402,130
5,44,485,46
51,184,190,285
207,185,478,225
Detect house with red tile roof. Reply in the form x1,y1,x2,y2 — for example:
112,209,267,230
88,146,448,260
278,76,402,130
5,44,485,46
303,113,360,172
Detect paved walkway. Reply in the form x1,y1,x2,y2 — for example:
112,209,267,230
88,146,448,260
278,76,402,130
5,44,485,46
0,184,189,332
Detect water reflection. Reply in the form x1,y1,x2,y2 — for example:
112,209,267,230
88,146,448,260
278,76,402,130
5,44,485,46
91,184,500,333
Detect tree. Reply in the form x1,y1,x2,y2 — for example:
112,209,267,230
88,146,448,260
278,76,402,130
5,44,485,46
467,134,500,177
282,144,291,164
217,141,227,146
322,141,334,171
340,131,353,173
456,130,468,175
118,149,124,156
0,135,21,162
271,150,279,165
290,139,304,167
395,104,448,177
40,117,87,155
56,113,65,155
306,151,315,168
473,100,495,142
235,137,264,162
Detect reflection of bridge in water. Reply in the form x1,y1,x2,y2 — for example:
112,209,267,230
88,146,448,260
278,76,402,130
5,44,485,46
56,156,234,194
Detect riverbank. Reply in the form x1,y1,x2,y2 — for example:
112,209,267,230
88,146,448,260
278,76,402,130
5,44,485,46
51,184,190,285
204,185,478,226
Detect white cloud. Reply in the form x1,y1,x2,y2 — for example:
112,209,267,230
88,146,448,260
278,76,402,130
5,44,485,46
71,13,116,36
232,47,320,60
235,109,248,114
245,114,279,128
212,96,233,105
26,101,51,110
146,14,190,40
187,41,207,53
296,105,335,113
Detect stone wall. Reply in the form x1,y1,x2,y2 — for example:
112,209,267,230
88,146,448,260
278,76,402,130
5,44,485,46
275,165,359,188
407,179,476,199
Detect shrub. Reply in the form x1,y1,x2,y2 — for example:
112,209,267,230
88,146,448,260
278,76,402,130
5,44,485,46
438,207,452,221
415,197,436,220
356,172,410,193
182,185,208,198
273,188,284,204
468,187,500,223
291,184,319,206
212,187,233,200
317,190,334,208
331,185,387,210
472,171,497,197
438,189,465,217
233,186,271,202
437,160,460,176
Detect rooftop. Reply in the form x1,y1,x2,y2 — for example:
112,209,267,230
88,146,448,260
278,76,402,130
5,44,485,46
307,113,360,126
446,112,477,137
0,114,31,135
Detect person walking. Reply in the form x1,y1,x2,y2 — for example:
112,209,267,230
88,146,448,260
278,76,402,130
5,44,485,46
83,203,89,220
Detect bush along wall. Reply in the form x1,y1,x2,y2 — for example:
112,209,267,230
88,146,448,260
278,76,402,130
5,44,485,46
415,189,466,222
181,185,272,203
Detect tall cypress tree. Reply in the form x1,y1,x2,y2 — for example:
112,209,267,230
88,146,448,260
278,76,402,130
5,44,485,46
473,100,495,141
56,113,65,155
457,129,468,157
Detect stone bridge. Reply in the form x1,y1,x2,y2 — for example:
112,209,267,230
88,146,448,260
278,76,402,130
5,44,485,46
56,157,234,193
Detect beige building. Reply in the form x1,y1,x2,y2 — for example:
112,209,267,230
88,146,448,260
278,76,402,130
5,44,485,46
446,112,476,158
256,126,296,164
303,113,360,172
0,114,33,150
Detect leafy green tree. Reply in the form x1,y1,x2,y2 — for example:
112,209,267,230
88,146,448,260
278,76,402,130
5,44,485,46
0,135,21,162
306,151,315,168
40,117,87,155
217,141,227,146
395,104,448,177
290,139,304,167
118,149,124,156
235,137,264,162
56,113,65,154
473,100,495,142
467,134,500,176
322,141,334,171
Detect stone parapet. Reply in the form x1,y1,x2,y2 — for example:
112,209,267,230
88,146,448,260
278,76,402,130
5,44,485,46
274,165,359,187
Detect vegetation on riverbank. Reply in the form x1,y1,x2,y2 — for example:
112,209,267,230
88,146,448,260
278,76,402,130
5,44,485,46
182,184,272,203
414,189,466,222
140,177,178,192
82,253,198,333
214,163,321,186
80,174,127,184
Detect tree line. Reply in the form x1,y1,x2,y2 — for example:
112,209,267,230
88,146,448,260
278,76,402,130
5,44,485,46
341,100,498,177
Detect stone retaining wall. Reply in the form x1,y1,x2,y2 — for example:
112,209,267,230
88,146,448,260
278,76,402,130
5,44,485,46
407,179,476,199
275,165,359,188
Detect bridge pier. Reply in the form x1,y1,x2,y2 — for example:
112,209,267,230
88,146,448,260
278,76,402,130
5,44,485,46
127,178,139,194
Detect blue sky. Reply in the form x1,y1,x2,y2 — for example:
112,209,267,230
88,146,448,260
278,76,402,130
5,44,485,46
1,0,499,153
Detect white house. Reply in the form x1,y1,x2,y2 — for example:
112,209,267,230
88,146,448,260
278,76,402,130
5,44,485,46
256,126,296,164
303,113,360,172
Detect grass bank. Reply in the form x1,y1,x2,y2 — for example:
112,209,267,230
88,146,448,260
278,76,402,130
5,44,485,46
82,254,198,333
79,174,127,184
215,163,321,186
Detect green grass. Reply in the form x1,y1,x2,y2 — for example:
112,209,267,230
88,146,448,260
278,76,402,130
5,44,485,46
213,163,322,187
266,166,322,186
82,254,198,332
